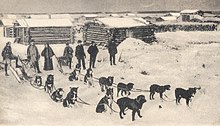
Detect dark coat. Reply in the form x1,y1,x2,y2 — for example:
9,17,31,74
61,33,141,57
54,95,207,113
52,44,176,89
75,45,85,59
88,45,99,57
63,46,73,59
41,46,55,70
108,41,117,55
2,45,13,60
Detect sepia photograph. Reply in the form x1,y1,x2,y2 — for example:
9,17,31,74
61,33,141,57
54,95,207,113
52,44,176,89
0,0,220,126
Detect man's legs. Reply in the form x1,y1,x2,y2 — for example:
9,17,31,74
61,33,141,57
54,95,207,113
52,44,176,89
82,58,86,70
68,58,72,69
89,55,92,68
113,54,116,65
110,54,113,65
35,61,41,73
5,63,9,76
14,56,20,68
77,58,81,68
92,55,97,68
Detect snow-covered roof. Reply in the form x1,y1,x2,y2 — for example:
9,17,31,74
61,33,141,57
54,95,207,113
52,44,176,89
95,17,149,28
193,15,204,20
203,13,216,17
1,19,16,26
16,19,28,27
83,14,98,18
126,13,137,17
180,9,201,14
161,16,177,21
18,19,73,27
29,14,50,19
169,13,180,17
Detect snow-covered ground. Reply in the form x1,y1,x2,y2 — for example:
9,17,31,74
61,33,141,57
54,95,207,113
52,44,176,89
0,31,220,126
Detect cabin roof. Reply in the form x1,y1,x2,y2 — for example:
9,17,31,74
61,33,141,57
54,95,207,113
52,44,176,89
95,17,149,28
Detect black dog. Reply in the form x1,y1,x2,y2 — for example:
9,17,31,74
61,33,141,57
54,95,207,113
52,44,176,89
44,74,54,94
96,88,114,113
117,83,134,97
149,84,171,100
69,64,81,81
32,75,42,87
175,87,200,106
117,95,146,121
96,95,109,113
63,87,78,107
84,68,93,87
51,88,64,102
99,76,114,92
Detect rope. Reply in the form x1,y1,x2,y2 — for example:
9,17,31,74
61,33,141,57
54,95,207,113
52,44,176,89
79,73,150,93
29,81,45,90
77,96,91,105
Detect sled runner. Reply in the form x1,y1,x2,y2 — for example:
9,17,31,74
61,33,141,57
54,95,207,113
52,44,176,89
9,66,22,83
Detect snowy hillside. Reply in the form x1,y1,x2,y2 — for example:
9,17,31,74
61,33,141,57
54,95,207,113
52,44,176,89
0,31,220,126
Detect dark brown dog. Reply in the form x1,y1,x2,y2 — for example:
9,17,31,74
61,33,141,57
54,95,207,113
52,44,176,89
175,87,200,106
117,82,134,97
149,84,171,100
44,74,54,94
99,76,114,92
51,88,64,102
63,87,78,107
117,95,146,121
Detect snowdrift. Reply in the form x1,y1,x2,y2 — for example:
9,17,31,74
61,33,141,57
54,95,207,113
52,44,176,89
0,32,220,125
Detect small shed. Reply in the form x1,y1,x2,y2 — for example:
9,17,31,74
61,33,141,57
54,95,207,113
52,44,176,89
180,9,204,22
4,19,74,44
83,17,155,45
1,19,18,38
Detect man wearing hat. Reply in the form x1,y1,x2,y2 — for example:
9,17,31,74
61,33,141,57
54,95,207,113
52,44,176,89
75,40,86,70
1,42,20,76
87,41,99,68
108,39,117,65
63,43,74,69
27,40,41,73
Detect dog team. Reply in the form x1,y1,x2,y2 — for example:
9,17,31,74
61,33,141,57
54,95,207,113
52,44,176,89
1,39,202,121
31,71,201,121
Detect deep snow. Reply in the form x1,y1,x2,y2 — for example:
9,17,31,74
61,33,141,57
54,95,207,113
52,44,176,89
0,31,220,126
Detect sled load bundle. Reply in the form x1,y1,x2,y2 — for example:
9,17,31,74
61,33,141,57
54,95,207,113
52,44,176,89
83,17,156,45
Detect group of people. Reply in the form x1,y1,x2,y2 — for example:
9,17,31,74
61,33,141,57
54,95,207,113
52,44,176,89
1,39,118,76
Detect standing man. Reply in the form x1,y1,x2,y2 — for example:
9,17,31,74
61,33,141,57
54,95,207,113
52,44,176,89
87,41,99,68
108,39,117,65
27,40,41,73
63,43,74,69
1,42,20,76
41,43,55,71
75,40,86,70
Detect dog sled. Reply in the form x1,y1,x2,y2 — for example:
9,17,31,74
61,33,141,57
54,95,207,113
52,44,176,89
9,66,22,83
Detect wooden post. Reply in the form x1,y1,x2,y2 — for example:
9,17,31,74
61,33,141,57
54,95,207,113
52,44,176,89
22,27,25,44
70,26,74,44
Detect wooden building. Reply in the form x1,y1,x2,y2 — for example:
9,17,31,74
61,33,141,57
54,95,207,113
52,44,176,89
180,9,204,22
83,17,155,45
3,19,74,45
